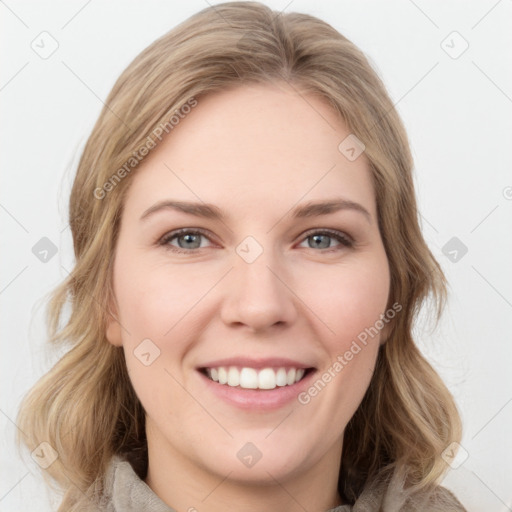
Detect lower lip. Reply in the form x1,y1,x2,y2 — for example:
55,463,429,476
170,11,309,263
198,370,316,410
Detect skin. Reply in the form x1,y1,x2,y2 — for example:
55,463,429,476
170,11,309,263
106,82,391,512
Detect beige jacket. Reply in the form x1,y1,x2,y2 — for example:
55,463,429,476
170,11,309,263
92,455,466,511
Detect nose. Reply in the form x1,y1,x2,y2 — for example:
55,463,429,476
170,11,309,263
220,244,298,333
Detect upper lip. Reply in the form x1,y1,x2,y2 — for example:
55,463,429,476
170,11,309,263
198,357,315,370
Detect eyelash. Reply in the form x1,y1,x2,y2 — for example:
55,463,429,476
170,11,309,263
157,228,354,254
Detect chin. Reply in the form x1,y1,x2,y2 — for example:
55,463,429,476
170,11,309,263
197,439,316,485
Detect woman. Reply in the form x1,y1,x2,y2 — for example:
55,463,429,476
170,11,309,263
17,2,466,510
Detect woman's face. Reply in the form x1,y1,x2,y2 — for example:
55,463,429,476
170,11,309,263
106,83,390,488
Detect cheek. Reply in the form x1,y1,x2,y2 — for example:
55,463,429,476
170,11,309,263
112,258,218,403
306,255,390,350
114,261,200,428
318,257,389,410
113,256,209,342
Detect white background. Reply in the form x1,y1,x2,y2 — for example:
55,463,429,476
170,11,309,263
1,1,511,510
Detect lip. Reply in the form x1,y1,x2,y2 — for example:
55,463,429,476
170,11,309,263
197,357,313,370
197,365,317,411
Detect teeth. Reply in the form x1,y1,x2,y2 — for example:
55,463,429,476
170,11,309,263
227,367,240,387
258,368,276,389
218,367,228,384
206,366,308,389
276,368,288,386
286,368,296,385
240,368,258,389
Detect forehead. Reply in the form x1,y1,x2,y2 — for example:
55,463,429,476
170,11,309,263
123,83,376,220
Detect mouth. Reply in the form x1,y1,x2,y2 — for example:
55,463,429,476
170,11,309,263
196,357,317,409
199,366,315,390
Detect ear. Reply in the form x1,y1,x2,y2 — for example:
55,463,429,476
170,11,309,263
105,298,123,347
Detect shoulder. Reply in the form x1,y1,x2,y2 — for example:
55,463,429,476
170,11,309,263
88,454,176,512
349,473,467,512
404,485,467,511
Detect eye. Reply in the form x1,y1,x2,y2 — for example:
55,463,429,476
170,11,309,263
158,229,213,253
298,229,354,251
158,228,354,254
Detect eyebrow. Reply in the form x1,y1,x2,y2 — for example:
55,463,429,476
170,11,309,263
140,198,372,223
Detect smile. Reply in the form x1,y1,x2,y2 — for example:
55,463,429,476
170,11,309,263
203,366,311,390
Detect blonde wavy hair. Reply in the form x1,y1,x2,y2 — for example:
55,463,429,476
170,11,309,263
17,2,462,509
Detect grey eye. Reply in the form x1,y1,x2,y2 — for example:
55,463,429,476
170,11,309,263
307,234,332,249
175,232,203,250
